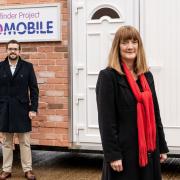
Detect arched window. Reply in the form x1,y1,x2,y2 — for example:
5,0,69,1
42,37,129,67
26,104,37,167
91,7,120,20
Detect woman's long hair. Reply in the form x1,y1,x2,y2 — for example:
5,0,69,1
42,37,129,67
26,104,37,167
108,25,149,75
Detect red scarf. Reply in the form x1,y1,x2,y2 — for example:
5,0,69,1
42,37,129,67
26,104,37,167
122,62,156,167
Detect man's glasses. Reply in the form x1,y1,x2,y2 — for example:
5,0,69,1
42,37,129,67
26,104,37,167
7,48,19,51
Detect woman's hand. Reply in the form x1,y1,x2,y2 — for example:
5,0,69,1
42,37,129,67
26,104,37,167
110,160,123,172
160,153,167,163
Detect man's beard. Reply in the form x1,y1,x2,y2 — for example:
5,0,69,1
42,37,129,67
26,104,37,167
8,54,18,61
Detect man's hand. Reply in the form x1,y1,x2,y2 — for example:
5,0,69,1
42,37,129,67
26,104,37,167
29,111,37,120
110,160,123,172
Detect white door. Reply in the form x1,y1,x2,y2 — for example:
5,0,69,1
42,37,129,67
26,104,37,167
72,0,140,147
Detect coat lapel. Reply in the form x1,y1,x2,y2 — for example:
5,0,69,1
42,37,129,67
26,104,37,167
12,58,22,79
112,68,154,88
117,75,129,88
144,72,154,85
3,58,13,79
110,68,129,88
3,57,23,80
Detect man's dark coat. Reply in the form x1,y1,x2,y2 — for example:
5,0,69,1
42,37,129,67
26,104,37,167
96,68,169,180
0,57,39,133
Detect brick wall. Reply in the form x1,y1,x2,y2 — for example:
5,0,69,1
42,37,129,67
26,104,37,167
0,0,70,147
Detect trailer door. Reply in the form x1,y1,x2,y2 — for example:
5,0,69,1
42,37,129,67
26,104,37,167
72,0,140,147
141,0,180,152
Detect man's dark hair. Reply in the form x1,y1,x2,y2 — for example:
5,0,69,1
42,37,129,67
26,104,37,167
6,39,21,50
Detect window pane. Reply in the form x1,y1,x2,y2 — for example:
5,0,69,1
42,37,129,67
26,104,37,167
92,8,120,20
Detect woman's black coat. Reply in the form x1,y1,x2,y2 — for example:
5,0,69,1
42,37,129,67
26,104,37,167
0,57,39,133
96,68,169,180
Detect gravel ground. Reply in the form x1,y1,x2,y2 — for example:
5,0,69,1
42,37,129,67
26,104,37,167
0,148,180,180
0,149,102,180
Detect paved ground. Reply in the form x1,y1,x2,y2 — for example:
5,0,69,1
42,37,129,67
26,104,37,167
0,148,179,180
0,149,102,180
162,158,180,180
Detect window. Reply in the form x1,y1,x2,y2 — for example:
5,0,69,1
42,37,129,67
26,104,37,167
91,8,120,20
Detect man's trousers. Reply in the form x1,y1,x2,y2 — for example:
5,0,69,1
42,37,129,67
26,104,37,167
1,132,32,173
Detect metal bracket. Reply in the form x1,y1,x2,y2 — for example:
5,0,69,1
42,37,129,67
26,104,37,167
75,65,84,75
75,2,84,14
75,94,85,105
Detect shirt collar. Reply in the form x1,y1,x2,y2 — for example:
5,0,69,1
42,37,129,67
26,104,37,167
8,59,19,67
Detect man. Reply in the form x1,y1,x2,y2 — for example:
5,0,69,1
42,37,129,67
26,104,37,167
0,40,39,180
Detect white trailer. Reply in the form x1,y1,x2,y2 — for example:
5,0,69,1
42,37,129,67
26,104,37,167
71,0,180,155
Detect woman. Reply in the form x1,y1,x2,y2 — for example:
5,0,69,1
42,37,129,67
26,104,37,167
96,26,168,180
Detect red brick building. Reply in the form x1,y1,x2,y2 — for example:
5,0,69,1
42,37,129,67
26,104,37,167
0,0,70,148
